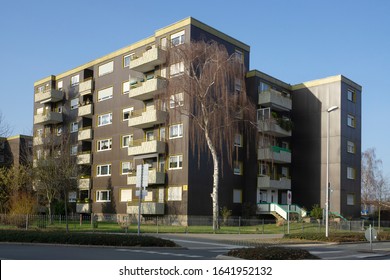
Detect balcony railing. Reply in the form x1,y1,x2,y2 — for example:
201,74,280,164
130,47,167,73
258,146,291,163
78,104,93,117
34,89,63,104
258,89,292,110
78,127,93,141
33,137,43,146
34,111,63,125
258,119,292,137
79,79,93,96
127,169,165,185
127,202,165,215
78,178,91,189
128,140,166,156
76,202,92,213
257,175,291,190
77,152,92,165
129,77,167,100
128,108,168,129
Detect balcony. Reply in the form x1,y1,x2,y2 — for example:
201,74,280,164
127,169,165,185
128,140,166,156
259,89,292,111
258,119,292,137
78,178,91,189
129,77,167,101
128,108,168,129
34,89,63,104
78,127,93,141
76,202,92,213
78,104,93,118
77,152,92,165
130,47,167,73
257,175,291,190
34,111,63,125
127,202,165,215
258,146,291,163
33,137,43,146
79,79,93,96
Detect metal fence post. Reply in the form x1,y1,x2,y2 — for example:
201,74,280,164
238,217,241,235
25,214,28,230
262,219,265,234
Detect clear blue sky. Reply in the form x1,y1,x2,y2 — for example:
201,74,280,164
0,0,389,176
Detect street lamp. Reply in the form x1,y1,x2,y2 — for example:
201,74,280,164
326,105,339,237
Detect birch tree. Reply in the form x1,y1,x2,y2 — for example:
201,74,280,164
162,40,256,230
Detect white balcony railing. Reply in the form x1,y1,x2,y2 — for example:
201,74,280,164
77,152,92,165
78,104,93,117
78,128,93,141
127,169,165,185
79,79,93,96
258,89,292,110
130,47,167,73
128,108,168,129
129,77,167,100
127,202,165,215
257,176,291,190
128,140,166,156
34,89,63,104
33,111,63,125
258,146,291,163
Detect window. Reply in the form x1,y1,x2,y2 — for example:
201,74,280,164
259,163,269,176
97,87,113,102
161,37,167,50
57,81,63,91
170,61,184,77
259,82,270,93
96,190,111,202
121,162,133,175
146,130,155,141
123,55,131,68
36,128,43,137
71,75,79,86
234,78,242,94
168,186,182,201
70,98,79,110
169,155,183,170
234,134,243,147
160,127,166,141
122,81,130,94
233,189,242,203
234,161,243,175
70,145,78,156
347,166,356,179
122,135,133,148
169,92,184,108
347,194,355,205
37,85,45,93
281,167,289,178
97,164,111,177
97,139,112,152
347,141,356,154
234,49,243,62
98,61,114,76
120,189,132,202
347,89,356,102
56,126,63,136
98,113,112,127
70,122,78,133
347,114,356,128
122,107,134,121
169,124,183,139
170,30,185,46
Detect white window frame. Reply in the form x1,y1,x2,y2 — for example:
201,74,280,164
123,55,131,68
347,166,356,180
96,190,111,202
97,164,111,177
169,155,183,170
121,162,133,175
98,61,114,77
70,145,78,156
97,87,113,102
56,125,63,136
70,122,78,133
347,89,356,102
70,98,79,110
234,134,243,147
71,75,79,87
57,80,63,91
168,186,182,201
170,61,184,77
347,194,355,206
347,114,356,128
170,30,185,46
122,81,130,94
122,107,134,121
169,92,184,108
169,123,183,139
97,139,112,152
234,161,243,175
233,189,242,203
347,141,355,154
122,135,133,148
98,113,112,127
120,189,132,202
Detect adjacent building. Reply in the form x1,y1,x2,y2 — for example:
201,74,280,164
0,135,33,168
32,17,362,221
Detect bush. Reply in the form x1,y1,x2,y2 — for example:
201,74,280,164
0,229,178,247
285,232,366,242
227,246,319,260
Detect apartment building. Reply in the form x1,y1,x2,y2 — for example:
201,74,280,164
32,17,362,220
0,135,33,168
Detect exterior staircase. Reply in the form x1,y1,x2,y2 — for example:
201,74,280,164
257,203,307,221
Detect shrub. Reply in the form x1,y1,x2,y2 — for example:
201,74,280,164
227,246,319,260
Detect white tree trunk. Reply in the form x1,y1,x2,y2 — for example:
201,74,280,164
204,129,219,230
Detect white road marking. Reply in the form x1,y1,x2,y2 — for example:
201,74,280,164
115,249,202,258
